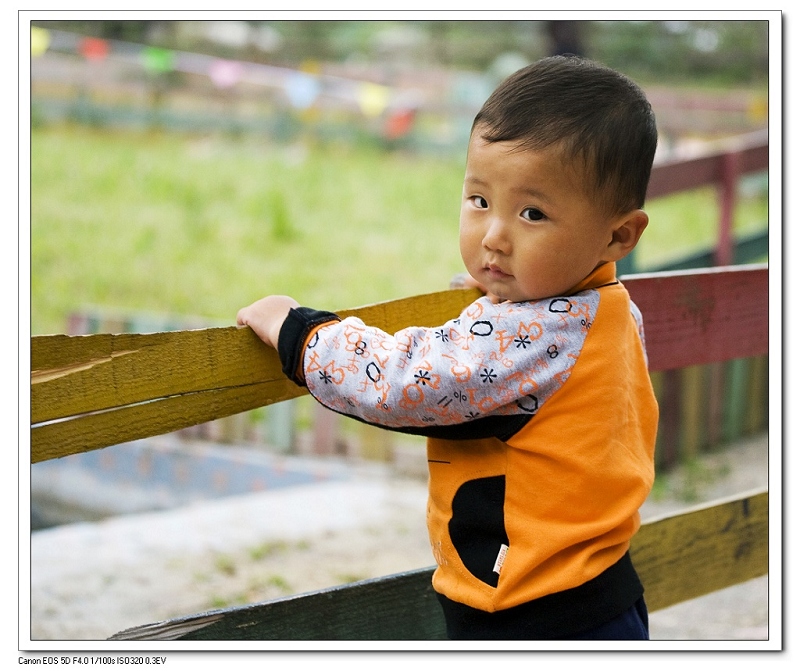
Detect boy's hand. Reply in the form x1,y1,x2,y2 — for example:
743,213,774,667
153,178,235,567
237,295,300,349
450,273,503,304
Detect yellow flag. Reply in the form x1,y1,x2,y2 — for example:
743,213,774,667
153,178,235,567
31,27,50,57
358,82,390,118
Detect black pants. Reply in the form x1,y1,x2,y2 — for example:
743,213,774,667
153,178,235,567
567,596,649,640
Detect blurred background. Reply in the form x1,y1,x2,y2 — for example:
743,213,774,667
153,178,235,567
28,18,771,639
30,18,769,334
30,20,774,639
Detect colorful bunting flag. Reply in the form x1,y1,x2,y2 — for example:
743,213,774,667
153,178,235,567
384,108,416,140
30,27,50,57
142,47,175,74
33,29,418,128
358,82,390,118
78,36,110,62
209,59,243,89
285,71,320,110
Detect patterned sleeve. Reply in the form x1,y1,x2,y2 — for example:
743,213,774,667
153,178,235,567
280,294,599,440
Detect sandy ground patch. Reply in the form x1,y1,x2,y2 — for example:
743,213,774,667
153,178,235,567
28,433,771,643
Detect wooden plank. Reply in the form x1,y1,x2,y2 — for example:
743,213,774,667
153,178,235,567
108,489,768,641
646,130,768,199
30,265,768,463
622,264,768,372
32,288,480,421
109,566,446,641
31,288,481,462
31,378,303,463
334,288,483,333
31,327,283,424
630,488,768,612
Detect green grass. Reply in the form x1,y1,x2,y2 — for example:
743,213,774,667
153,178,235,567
29,125,768,335
30,125,466,334
638,179,768,269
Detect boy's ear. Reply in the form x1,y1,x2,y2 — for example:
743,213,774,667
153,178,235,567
605,209,649,261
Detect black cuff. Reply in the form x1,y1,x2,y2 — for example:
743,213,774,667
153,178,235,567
277,307,340,385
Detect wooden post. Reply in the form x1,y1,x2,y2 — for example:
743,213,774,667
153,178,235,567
264,400,296,454
724,358,750,443
706,361,727,449
658,369,681,470
706,148,742,451
359,423,393,462
312,404,339,456
744,355,769,435
716,150,741,266
680,364,706,460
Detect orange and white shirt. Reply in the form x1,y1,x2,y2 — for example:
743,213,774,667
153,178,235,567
277,262,658,638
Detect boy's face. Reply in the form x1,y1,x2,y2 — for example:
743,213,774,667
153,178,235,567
459,132,624,303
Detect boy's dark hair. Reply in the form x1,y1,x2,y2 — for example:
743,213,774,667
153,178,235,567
472,56,658,216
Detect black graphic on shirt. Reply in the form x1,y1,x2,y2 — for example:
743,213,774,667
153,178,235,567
449,476,509,588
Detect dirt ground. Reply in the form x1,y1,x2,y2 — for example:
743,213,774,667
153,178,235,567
27,432,771,644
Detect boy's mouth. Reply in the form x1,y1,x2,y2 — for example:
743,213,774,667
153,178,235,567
484,263,512,280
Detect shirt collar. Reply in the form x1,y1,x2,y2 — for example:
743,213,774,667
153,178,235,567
567,261,618,295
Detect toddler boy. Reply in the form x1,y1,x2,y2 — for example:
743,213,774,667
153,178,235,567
237,55,659,640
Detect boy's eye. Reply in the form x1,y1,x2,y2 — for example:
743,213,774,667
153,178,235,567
470,196,488,209
522,207,545,221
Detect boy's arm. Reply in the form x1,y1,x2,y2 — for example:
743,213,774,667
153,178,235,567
274,294,597,439
238,272,497,360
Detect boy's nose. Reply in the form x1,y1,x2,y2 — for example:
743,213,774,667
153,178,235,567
482,216,512,254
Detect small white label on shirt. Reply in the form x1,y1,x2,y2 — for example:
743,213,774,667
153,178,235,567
493,544,509,574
